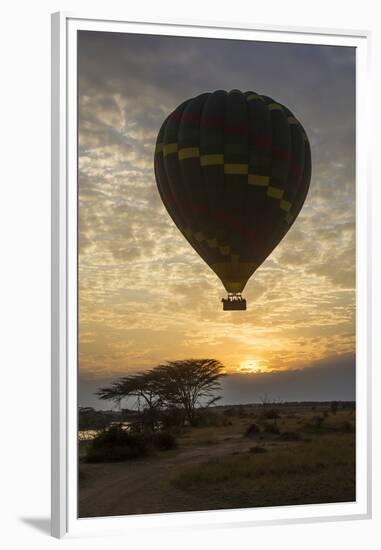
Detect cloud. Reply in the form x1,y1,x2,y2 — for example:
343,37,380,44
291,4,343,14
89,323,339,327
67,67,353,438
77,31,356,391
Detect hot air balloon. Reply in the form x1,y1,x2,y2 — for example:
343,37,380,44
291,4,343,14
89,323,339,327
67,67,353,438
154,90,311,310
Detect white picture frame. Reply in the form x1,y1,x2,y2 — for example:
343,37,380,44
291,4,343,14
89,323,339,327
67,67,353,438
51,11,372,539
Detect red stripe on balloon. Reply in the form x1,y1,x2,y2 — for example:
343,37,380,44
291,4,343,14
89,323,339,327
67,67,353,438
168,110,303,175
223,124,249,135
251,136,272,147
272,147,290,161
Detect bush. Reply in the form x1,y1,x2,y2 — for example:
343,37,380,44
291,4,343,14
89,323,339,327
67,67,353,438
263,409,280,420
226,406,247,418
193,410,229,427
85,425,153,463
245,423,261,437
84,424,179,462
153,431,178,451
140,408,161,429
262,421,280,434
301,415,325,434
160,408,186,429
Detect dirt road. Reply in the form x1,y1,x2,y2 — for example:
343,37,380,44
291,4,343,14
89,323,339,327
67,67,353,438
79,434,255,518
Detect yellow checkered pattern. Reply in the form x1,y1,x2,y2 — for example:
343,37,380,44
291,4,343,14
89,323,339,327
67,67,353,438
156,143,296,226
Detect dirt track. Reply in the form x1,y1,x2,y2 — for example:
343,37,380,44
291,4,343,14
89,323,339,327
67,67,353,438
79,434,254,518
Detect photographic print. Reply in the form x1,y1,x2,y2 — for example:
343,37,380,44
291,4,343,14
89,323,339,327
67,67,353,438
77,30,356,518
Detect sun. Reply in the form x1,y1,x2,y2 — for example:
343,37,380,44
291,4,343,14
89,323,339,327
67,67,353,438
238,359,265,374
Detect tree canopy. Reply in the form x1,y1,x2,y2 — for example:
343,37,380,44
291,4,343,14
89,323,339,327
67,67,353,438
97,358,226,426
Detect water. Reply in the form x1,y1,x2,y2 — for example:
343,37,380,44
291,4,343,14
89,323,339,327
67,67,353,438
78,421,133,440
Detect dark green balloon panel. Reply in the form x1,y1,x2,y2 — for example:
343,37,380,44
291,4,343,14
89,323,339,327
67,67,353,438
154,90,311,295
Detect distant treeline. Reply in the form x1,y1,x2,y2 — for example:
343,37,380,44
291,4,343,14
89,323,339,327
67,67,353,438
215,401,356,409
79,400,355,431
78,407,138,431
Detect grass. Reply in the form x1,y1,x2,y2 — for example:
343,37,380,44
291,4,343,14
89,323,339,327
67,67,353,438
178,418,248,447
249,445,267,454
172,432,355,508
79,405,356,512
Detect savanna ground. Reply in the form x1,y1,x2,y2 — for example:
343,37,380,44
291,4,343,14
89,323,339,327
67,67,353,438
78,403,355,518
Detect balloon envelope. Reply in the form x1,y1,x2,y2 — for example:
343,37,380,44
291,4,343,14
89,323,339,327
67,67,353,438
154,90,311,297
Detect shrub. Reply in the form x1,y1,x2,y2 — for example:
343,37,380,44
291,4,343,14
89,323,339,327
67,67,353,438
263,409,280,420
160,407,186,429
301,415,325,434
193,410,229,427
245,423,261,437
262,421,280,434
140,408,161,429
85,425,153,463
153,431,178,451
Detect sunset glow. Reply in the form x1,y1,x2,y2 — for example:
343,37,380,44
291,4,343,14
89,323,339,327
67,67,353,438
238,360,268,374
77,32,355,406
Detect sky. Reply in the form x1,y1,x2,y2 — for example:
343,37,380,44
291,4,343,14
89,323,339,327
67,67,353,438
78,31,356,407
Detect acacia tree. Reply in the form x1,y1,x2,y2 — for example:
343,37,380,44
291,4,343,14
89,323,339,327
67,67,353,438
153,359,225,426
97,371,163,430
96,358,226,428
